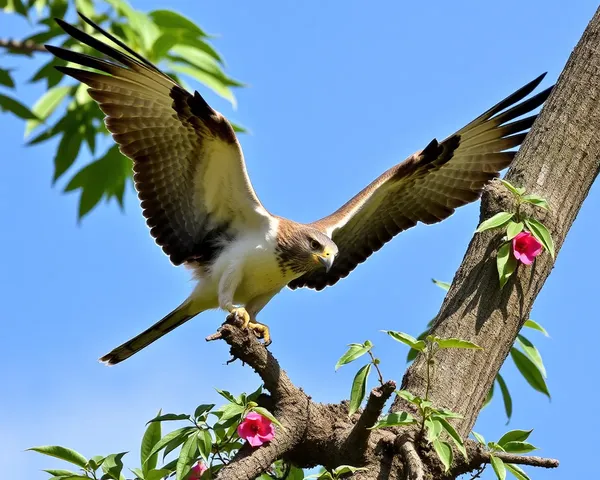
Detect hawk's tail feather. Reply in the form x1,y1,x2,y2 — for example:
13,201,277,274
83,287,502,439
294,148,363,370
99,302,200,366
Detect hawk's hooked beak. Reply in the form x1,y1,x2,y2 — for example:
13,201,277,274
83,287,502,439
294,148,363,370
316,246,336,272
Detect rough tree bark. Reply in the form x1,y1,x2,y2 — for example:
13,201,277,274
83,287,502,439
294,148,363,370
210,7,600,480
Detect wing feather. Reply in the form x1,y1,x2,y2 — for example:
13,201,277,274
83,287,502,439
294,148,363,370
289,75,552,290
48,14,268,266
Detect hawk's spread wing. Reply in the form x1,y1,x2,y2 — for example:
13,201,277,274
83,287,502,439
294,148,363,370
48,14,269,266
289,75,552,291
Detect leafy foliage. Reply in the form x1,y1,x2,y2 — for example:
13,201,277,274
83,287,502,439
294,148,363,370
31,384,296,480
1,0,245,220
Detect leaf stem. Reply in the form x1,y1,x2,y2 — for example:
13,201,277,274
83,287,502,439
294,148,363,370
368,350,385,387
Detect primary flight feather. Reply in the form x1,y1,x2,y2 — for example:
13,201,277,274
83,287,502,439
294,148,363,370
47,13,552,365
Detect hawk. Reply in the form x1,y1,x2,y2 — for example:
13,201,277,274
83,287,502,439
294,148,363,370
47,13,551,365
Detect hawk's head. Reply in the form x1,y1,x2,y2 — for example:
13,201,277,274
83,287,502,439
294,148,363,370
276,222,338,275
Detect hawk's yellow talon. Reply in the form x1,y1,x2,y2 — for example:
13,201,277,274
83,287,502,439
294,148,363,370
228,307,251,328
248,322,271,346
228,307,271,346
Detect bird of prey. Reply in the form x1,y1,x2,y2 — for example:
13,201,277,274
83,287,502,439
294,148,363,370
47,13,551,365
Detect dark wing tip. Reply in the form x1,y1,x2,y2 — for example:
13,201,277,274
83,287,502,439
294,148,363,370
98,353,118,366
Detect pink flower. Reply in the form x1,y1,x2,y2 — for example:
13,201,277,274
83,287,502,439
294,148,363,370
512,231,543,265
237,412,275,447
189,461,208,480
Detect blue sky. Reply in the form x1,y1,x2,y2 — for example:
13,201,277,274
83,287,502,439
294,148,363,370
1,1,598,479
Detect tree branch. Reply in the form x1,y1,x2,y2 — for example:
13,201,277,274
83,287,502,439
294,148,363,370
396,434,424,480
0,38,46,53
450,441,559,477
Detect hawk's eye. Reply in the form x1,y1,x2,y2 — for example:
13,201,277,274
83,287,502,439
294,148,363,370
310,239,321,250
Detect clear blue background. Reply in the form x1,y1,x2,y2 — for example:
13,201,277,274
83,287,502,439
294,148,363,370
1,1,598,478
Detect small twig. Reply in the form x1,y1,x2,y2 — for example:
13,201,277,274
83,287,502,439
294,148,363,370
368,350,385,386
0,38,47,53
483,452,559,469
468,465,486,479
396,434,424,480
206,331,223,342
452,441,559,477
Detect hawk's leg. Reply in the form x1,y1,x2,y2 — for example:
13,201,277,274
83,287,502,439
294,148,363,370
218,265,276,345
243,289,282,346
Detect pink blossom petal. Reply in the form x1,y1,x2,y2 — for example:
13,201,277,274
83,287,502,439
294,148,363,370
237,420,255,439
246,434,264,447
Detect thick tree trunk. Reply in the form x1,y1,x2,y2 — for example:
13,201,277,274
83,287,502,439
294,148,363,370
216,6,600,480
398,5,600,440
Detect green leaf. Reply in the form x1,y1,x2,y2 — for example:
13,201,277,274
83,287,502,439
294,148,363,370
523,319,549,337
64,145,131,219
491,455,507,480
524,218,555,259
488,441,505,452
0,93,38,120
434,416,467,459
43,470,79,477
501,180,524,198
28,446,87,468
332,465,368,476
147,413,190,423
431,278,450,291
510,348,550,398
25,85,71,136
369,411,416,429
424,418,443,442
0,68,15,88
396,390,418,404
506,463,531,480
476,212,514,233
194,404,215,419
472,431,486,445
498,429,532,446
521,194,549,210
516,335,546,377
430,337,483,350
145,427,195,462
197,429,212,462
506,221,524,240
146,469,171,480
149,10,207,37
335,343,372,370
215,388,237,403
53,131,83,183
131,467,145,479
175,434,197,480
251,406,283,429
348,363,371,416
384,331,426,351
484,380,494,407
88,455,106,471
497,242,518,288
3,0,28,16
141,411,162,475
496,373,513,423
230,121,248,134
102,452,128,480
432,408,462,419
406,328,430,362
432,439,453,472
502,441,537,454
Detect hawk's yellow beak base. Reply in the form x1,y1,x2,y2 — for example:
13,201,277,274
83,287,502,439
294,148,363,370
315,246,335,272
